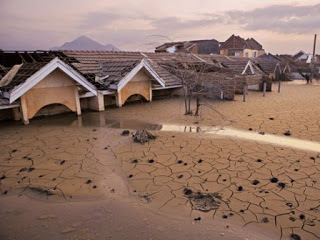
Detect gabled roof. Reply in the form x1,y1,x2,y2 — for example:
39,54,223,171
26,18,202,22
97,59,167,91
220,34,263,51
246,38,263,50
196,54,265,75
62,50,191,88
254,59,280,74
0,57,97,103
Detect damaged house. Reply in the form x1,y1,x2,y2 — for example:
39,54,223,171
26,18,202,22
0,48,278,125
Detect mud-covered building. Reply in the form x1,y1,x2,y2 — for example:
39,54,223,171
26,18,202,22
0,50,269,125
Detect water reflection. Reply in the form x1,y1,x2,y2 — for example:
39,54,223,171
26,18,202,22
162,125,320,152
1,111,319,153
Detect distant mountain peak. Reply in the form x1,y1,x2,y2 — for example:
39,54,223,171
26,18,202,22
51,35,120,51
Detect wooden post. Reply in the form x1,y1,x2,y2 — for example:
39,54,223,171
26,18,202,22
263,82,266,97
220,91,224,100
278,78,281,93
243,86,247,102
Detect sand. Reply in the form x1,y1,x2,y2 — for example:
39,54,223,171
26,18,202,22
0,82,319,240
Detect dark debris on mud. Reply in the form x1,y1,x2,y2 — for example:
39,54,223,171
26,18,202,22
132,130,156,144
183,188,222,212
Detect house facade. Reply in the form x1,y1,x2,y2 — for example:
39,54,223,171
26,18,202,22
220,35,265,58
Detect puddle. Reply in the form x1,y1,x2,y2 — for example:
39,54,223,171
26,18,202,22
1,111,319,153
161,125,320,152
287,80,320,85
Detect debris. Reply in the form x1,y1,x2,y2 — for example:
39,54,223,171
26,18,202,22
237,186,243,191
299,214,305,220
256,159,263,162
128,174,133,178
86,179,92,184
289,216,296,222
187,191,222,212
131,159,138,164
19,168,27,172
121,130,130,136
222,214,228,219
278,182,286,189
28,187,55,196
262,217,269,223
177,160,183,164
0,175,6,180
141,194,151,203
259,131,265,135
60,160,66,165
305,220,315,226
284,130,291,136
148,159,155,163
252,180,260,185
270,177,278,183
132,129,156,144
286,202,293,208
194,217,201,221
269,117,275,120
248,128,253,131
183,188,193,196
290,233,301,240
197,159,203,163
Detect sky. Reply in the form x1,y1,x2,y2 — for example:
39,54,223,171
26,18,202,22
0,0,319,54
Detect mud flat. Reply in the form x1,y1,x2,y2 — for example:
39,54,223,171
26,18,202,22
0,83,319,240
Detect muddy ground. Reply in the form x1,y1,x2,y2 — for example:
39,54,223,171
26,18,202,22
0,82,319,240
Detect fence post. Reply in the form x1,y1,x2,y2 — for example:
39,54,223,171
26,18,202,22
243,86,247,102
278,79,281,93
263,82,266,97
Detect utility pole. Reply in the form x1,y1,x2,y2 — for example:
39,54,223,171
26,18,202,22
310,34,317,80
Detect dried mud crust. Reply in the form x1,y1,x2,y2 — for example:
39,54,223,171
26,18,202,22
0,127,127,200
116,131,320,240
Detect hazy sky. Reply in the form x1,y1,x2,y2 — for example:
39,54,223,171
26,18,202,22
0,0,319,54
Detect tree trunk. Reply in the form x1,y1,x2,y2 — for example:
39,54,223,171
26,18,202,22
194,95,200,116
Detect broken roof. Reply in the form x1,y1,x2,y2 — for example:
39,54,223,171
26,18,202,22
155,39,220,54
62,51,193,88
196,54,265,75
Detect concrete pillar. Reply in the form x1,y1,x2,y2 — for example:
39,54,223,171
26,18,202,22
74,86,81,116
116,91,122,107
77,116,83,127
12,107,21,121
20,95,29,125
99,112,105,126
87,91,105,111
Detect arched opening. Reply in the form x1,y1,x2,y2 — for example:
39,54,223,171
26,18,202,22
32,103,74,118
122,94,148,106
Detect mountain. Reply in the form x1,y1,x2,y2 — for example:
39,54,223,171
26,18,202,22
51,35,120,51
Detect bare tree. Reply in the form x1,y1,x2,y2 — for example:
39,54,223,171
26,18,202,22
161,60,234,116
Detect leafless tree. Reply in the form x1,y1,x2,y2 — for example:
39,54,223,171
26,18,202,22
161,60,233,116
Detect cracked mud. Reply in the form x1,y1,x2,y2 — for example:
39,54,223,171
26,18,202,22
0,83,320,240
